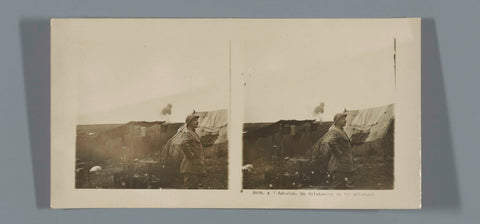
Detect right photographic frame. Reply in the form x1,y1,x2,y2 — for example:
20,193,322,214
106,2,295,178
239,20,416,195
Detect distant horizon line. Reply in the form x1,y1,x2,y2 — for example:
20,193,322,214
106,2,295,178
76,119,335,126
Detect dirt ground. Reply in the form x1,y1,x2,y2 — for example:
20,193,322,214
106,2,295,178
76,147,228,189
243,155,394,190
351,155,394,189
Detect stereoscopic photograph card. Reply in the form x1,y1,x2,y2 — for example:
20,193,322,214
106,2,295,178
51,18,421,209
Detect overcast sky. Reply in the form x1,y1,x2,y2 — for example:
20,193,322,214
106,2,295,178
242,29,398,123
77,38,229,124
71,19,413,124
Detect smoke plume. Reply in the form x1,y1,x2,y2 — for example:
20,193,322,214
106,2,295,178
313,102,325,122
313,102,325,114
161,103,172,115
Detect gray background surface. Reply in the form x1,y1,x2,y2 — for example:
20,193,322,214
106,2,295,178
0,0,478,223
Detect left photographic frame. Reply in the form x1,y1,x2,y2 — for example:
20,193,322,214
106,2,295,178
53,19,230,191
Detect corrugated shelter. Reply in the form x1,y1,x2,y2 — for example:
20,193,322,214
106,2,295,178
76,121,187,162
242,120,323,163
89,122,165,160
344,104,394,156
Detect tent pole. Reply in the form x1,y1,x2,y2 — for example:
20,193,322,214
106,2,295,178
394,37,397,92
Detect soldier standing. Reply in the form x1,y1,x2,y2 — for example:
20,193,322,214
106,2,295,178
321,112,354,189
180,114,207,189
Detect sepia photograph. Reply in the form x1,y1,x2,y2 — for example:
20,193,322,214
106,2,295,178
52,19,420,208
241,35,396,190
72,31,229,190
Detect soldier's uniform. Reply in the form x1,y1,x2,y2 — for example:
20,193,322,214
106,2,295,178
322,113,354,189
179,115,206,189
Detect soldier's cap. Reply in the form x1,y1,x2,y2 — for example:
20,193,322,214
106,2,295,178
185,114,200,125
333,113,347,124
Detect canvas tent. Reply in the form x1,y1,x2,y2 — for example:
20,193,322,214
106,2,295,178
159,109,228,172
195,109,229,146
343,104,394,156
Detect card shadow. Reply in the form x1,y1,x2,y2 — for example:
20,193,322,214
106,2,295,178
421,18,461,211
20,18,51,209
